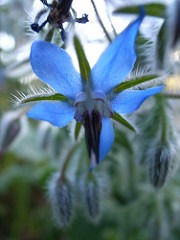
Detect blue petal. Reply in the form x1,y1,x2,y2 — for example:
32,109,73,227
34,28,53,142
90,11,144,93
30,40,82,99
111,86,164,114
99,118,114,162
27,101,75,127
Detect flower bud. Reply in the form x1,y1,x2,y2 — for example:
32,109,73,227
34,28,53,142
0,112,21,154
81,174,104,222
149,145,171,188
48,173,74,228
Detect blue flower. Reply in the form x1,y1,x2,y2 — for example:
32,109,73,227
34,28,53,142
27,11,163,169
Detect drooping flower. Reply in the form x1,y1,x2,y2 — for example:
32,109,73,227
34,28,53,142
27,11,163,169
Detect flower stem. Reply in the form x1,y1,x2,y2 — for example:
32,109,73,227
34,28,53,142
105,4,117,37
163,93,180,99
60,143,80,180
90,0,112,42
157,95,167,144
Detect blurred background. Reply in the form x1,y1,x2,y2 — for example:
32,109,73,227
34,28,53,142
0,0,180,239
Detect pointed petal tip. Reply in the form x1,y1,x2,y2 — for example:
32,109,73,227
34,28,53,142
112,85,164,114
132,6,145,29
139,6,145,19
151,85,165,94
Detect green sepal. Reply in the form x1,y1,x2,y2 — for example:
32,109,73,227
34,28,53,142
45,27,55,42
156,21,167,70
74,122,82,141
113,112,136,133
19,93,67,105
74,35,91,81
113,3,166,17
114,74,159,93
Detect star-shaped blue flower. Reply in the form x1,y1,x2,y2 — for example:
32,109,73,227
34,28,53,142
28,11,163,169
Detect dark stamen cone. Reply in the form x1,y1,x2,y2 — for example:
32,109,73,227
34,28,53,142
82,110,102,169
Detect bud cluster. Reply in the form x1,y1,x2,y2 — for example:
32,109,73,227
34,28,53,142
48,167,108,228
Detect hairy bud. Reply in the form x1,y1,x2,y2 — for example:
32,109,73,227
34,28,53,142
149,145,171,188
0,112,21,155
81,175,104,222
48,173,74,228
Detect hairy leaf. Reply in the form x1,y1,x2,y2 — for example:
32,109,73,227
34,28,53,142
14,91,67,108
114,74,159,93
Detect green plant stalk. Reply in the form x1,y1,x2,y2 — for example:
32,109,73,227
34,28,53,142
90,0,112,43
159,98,167,144
60,143,80,180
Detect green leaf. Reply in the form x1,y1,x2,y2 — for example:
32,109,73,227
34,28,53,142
113,3,166,17
74,122,82,141
74,35,91,81
113,112,136,133
114,74,159,93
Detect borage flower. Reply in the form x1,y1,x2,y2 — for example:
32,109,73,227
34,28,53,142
26,11,163,169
